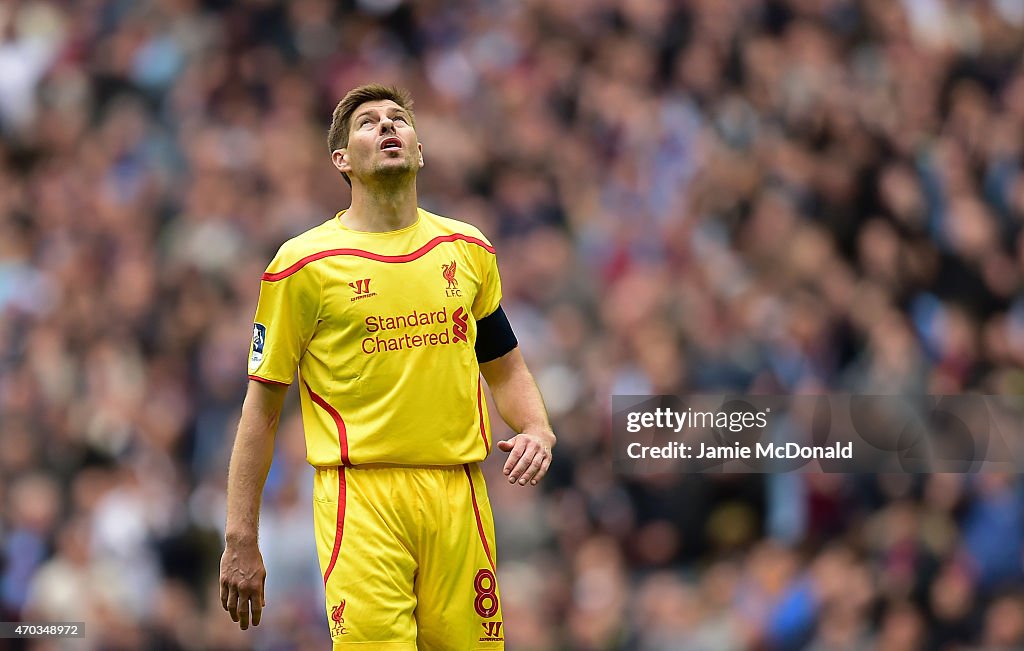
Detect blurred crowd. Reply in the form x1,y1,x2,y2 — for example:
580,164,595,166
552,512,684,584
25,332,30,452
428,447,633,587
2,0,1024,649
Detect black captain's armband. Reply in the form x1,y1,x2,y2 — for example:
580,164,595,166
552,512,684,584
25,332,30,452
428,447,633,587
475,306,518,363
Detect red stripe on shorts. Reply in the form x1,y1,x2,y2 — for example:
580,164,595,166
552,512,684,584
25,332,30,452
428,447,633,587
464,464,496,571
322,467,346,587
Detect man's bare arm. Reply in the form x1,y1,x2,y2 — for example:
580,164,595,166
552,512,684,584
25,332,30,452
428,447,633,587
480,348,555,486
220,379,288,630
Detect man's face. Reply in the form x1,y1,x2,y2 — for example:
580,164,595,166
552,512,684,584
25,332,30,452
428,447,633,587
334,100,423,183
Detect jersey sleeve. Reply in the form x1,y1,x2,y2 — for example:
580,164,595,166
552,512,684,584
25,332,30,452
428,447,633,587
247,245,321,385
471,242,503,320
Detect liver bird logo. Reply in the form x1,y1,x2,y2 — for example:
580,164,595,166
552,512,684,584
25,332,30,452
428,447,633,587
442,260,458,290
331,600,346,624
330,600,348,636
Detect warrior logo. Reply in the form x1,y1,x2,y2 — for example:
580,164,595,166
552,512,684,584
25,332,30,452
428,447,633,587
348,278,377,301
480,621,504,641
330,600,348,637
349,278,372,294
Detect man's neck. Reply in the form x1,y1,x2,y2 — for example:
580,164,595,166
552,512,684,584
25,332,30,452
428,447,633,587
342,180,419,232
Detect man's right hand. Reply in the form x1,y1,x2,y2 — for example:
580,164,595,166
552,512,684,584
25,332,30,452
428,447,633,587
219,539,267,630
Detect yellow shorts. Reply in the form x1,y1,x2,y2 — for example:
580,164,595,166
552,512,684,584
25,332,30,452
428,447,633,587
313,463,505,650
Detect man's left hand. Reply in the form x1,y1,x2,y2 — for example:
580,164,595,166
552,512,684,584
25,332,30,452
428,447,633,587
497,427,555,486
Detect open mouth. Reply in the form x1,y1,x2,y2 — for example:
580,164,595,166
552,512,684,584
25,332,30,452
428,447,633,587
380,137,402,151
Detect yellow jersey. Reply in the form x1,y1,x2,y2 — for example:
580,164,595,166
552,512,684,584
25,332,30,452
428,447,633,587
247,208,503,467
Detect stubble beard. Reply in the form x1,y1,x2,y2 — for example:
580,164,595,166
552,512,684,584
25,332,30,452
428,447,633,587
368,154,417,185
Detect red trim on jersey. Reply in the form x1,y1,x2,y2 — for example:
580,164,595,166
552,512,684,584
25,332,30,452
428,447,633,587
322,467,347,587
464,464,496,571
476,377,489,454
261,233,497,281
247,374,290,387
304,381,351,467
